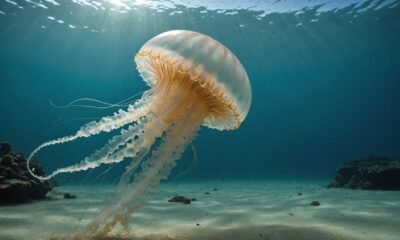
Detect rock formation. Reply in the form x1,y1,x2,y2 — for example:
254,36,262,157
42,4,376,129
0,142,53,203
328,156,400,190
168,195,196,204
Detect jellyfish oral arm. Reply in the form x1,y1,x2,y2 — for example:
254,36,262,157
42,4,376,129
74,78,208,238
27,92,153,180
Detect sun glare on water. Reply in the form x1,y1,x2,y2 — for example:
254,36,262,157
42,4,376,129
109,0,146,8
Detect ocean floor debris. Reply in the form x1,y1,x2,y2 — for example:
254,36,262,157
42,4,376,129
310,200,320,206
168,195,195,204
63,193,76,199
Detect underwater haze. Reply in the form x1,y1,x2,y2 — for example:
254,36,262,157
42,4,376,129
1,0,399,181
1,1,400,240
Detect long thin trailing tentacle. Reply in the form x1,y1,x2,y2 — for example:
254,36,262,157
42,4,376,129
49,90,146,110
169,142,198,180
50,100,130,109
50,91,146,124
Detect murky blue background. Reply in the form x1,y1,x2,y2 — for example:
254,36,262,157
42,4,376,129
0,0,399,182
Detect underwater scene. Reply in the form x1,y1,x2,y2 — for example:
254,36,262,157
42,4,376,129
1,0,400,239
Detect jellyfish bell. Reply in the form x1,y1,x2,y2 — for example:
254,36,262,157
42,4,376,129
27,30,251,239
136,30,252,130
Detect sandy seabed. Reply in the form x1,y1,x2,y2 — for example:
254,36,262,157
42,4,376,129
0,180,399,240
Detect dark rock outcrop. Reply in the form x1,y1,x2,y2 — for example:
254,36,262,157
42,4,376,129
168,195,195,204
328,156,400,190
0,142,53,203
63,193,76,199
310,200,320,206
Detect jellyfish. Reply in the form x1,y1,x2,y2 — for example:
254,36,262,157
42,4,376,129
27,30,252,239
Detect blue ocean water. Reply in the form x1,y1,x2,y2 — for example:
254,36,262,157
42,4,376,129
0,0,399,183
